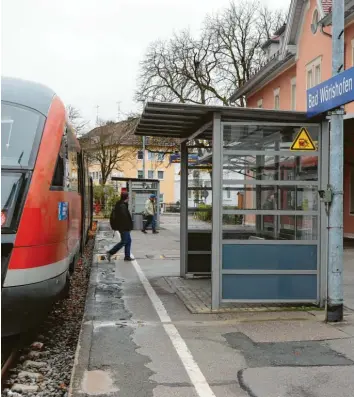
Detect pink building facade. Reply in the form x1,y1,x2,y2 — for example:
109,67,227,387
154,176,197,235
231,0,354,238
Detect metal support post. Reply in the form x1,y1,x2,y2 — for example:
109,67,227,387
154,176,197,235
156,182,160,229
211,113,222,309
255,156,263,236
180,142,188,278
142,136,146,178
327,0,344,322
128,180,133,213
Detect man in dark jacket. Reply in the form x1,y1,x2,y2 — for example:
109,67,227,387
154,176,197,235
107,192,133,262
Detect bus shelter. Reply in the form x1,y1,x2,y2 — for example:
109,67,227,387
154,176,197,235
134,103,328,309
111,177,160,229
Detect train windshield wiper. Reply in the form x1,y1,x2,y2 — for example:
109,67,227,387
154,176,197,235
18,151,24,166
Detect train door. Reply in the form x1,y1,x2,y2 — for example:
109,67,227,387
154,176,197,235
66,125,81,257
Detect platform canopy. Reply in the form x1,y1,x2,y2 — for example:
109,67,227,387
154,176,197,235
134,102,323,140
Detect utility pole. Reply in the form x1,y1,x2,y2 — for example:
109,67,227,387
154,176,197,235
327,0,344,322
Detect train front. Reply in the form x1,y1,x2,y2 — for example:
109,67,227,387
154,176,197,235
1,78,52,336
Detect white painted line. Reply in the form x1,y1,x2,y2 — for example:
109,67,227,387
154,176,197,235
131,256,216,397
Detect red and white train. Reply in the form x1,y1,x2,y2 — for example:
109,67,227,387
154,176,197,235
1,77,93,336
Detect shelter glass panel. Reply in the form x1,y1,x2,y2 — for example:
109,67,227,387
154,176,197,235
222,274,317,300
222,185,319,211
223,154,318,181
223,124,319,151
222,214,318,240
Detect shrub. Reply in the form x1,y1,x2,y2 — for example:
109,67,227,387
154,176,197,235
195,203,212,222
194,204,243,225
93,185,120,218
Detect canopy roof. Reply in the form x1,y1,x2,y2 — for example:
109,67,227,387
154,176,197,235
134,102,323,140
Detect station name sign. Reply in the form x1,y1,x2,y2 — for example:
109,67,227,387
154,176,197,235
170,154,198,164
307,66,354,117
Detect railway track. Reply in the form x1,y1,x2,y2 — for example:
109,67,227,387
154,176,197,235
1,336,21,383
1,333,40,392
2,349,18,379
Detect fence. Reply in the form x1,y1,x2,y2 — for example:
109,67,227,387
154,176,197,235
162,203,181,213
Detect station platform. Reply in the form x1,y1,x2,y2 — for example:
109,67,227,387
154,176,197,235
69,217,354,397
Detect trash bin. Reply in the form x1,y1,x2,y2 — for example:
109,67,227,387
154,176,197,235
133,213,143,230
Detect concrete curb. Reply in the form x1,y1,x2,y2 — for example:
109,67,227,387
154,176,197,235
68,229,101,397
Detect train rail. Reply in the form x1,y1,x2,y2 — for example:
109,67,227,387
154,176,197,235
1,336,21,384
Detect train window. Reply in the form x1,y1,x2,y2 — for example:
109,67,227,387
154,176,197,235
67,149,79,192
1,102,43,168
52,154,65,188
66,125,80,192
51,130,67,189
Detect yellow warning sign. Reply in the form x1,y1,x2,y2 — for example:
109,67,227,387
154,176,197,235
290,127,316,151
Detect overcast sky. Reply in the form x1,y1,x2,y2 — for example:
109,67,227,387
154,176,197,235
2,0,288,130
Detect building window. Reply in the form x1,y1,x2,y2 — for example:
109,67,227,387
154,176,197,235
157,152,165,161
148,170,154,179
226,189,231,199
351,39,354,66
148,151,155,160
291,77,296,111
311,9,319,34
274,88,280,110
351,166,354,214
157,170,164,180
188,190,192,199
315,64,321,85
159,193,164,204
307,69,313,89
137,170,143,179
306,56,322,89
257,99,263,108
137,150,143,160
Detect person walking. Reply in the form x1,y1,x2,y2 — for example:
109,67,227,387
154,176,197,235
142,194,159,234
107,192,133,262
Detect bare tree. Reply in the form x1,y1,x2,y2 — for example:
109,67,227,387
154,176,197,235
80,118,139,186
204,1,285,106
135,0,285,188
66,105,89,136
135,0,285,107
135,38,191,104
